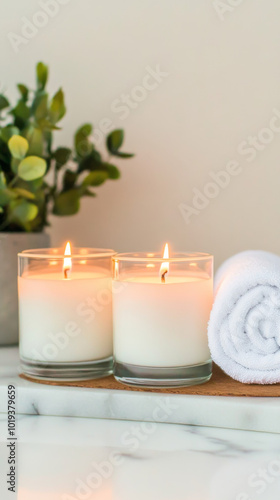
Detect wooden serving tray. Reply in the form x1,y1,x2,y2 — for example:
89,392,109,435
21,364,280,397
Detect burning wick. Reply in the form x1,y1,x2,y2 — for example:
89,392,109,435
161,270,168,283
63,241,72,279
160,243,169,283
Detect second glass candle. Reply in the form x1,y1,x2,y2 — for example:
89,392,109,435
112,246,213,387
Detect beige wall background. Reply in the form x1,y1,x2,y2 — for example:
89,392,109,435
1,0,280,267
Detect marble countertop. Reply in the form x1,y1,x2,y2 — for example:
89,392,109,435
1,413,280,499
1,347,280,434
1,347,280,499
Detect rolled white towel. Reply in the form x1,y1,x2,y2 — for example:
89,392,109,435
208,250,280,384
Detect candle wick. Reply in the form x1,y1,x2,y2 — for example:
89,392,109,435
161,270,168,283
64,268,70,279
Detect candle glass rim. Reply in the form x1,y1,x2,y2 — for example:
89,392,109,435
18,247,116,259
112,251,213,263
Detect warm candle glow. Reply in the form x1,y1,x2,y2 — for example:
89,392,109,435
63,241,72,279
114,260,119,279
160,243,169,283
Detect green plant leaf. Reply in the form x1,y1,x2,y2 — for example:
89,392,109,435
53,189,80,216
11,158,20,174
45,130,52,154
82,170,108,187
36,118,61,131
10,200,38,223
0,207,3,213
0,138,11,166
63,169,77,190
77,150,101,172
106,129,134,158
0,95,9,111
53,147,71,167
13,188,35,200
81,188,96,197
102,162,121,179
76,123,92,137
106,129,124,153
75,123,93,158
17,84,29,102
0,126,19,143
36,62,48,90
15,177,44,194
8,135,29,159
33,93,48,121
30,178,45,191
112,151,134,158
49,88,66,124
0,172,6,188
11,101,30,127
33,188,46,205
0,188,17,206
18,156,47,181
26,127,43,156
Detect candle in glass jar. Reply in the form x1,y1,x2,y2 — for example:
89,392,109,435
18,244,115,380
112,245,213,387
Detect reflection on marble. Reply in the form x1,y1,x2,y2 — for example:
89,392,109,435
1,347,280,434
0,414,280,500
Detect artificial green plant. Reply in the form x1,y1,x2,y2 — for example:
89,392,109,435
0,62,134,232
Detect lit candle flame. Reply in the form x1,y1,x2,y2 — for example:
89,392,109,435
160,243,169,283
63,241,72,279
114,260,119,279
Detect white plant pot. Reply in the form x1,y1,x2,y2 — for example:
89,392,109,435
0,232,50,346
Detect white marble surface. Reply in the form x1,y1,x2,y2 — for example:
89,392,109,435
1,347,280,434
1,413,280,499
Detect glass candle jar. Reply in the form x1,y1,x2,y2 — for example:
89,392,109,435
18,247,115,380
112,251,213,387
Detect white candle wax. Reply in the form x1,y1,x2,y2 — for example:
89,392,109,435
113,275,213,367
19,269,113,363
